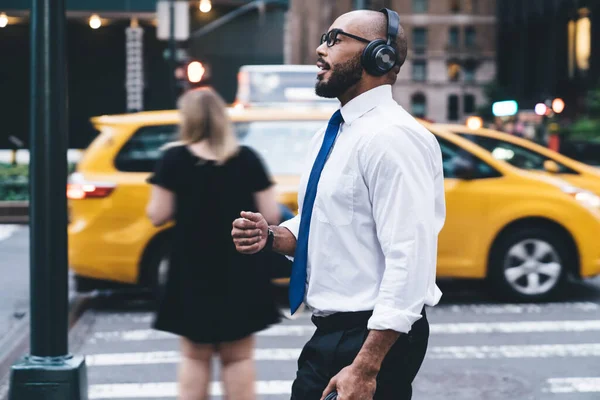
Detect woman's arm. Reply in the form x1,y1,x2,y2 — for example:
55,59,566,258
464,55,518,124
253,186,281,225
146,185,175,226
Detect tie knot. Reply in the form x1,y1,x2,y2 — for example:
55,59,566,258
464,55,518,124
329,110,344,127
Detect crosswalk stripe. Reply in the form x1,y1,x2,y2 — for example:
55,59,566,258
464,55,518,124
0,225,19,242
545,377,600,393
428,343,600,359
88,319,600,343
89,380,294,398
102,302,600,325
86,343,600,366
87,349,303,366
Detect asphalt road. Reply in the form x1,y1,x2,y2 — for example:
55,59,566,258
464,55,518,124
1,226,600,399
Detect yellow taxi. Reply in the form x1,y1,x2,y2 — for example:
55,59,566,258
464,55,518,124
435,124,600,196
68,107,600,302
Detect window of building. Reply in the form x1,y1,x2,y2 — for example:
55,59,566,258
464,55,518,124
449,26,459,47
463,94,476,114
448,62,461,81
464,65,475,82
465,0,478,13
412,0,428,13
413,27,427,54
412,60,427,82
450,0,461,13
411,93,427,118
447,94,459,121
465,26,476,48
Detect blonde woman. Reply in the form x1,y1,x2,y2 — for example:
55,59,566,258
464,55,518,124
146,87,281,400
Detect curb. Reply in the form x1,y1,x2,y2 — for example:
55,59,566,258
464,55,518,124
0,292,95,396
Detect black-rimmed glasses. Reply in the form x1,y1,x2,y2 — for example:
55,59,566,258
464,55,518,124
320,29,371,47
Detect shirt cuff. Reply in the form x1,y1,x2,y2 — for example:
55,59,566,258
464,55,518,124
367,303,424,334
279,214,300,261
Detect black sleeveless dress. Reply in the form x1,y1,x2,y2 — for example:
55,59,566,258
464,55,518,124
148,145,281,343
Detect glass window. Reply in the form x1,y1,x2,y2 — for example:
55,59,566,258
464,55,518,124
412,60,427,82
448,94,459,121
115,125,178,172
412,0,428,13
450,0,461,13
463,94,476,114
465,26,476,47
455,133,576,173
449,26,460,47
436,136,500,179
411,93,427,118
236,120,325,175
413,27,427,54
464,65,476,82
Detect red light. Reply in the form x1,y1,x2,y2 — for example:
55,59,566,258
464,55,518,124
67,183,115,199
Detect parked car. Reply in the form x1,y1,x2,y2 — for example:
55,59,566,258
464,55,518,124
436,123,600,196
68,107,600,301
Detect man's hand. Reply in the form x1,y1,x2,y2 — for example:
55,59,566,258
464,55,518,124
232,211,268,254
321,364,377,400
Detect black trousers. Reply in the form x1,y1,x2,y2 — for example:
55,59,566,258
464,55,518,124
290,309,429,400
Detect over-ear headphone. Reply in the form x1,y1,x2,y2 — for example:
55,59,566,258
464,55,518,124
361,8,400,76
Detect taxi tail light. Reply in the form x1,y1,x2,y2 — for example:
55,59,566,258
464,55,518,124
67,175,116,200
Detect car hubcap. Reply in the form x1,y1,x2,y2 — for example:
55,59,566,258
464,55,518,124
503,239,562,296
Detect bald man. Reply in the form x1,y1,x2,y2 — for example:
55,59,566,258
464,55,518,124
232,8,446,400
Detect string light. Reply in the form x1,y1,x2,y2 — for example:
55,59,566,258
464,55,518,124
89,14,102,29
199,0,212,13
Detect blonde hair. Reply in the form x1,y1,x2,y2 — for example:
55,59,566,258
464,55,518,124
168,87,238,163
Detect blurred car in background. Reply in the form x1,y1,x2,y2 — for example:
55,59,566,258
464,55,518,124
436,124,600,196
67,106,600,302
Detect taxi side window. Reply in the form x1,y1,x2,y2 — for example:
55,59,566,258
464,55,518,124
461,134,577,174
437,136,501,179
115,125,178,172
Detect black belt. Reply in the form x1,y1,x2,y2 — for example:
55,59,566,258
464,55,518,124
311,308,427,333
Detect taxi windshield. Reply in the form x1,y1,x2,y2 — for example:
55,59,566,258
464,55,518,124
235,120,325,175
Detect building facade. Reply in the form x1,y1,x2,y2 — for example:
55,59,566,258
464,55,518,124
286,0,496,123
496,0,600,117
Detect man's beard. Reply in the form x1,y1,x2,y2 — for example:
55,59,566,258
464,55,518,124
315,54,363,99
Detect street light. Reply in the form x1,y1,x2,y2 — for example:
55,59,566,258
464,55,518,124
199,0,212,13
535,103,548,116
466,116,483,130
89,14,101,29
552,98,565,114
187,61,206,83
0,12,8,28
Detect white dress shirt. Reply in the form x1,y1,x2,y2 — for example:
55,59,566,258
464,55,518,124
280,85,446,334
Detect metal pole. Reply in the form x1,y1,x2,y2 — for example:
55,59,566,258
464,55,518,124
29,0,69,360
169,0,177,105
9,0,86,396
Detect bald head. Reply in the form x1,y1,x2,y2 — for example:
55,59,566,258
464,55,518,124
335,10,408,73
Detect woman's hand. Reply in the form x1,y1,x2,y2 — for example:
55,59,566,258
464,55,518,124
232,211,268,254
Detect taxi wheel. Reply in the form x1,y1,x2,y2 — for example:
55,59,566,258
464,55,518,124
488,226,572,302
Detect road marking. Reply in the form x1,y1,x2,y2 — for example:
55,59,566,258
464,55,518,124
430,302,600,314
90,319,600,344
430,320,600,334
545,377,600,393
87,349,303,366
428,343,600,359
106,311,312,325
88,380,294,398
86,343,600,366
0,225,19,242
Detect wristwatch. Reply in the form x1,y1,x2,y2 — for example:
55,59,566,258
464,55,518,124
263,227,274,252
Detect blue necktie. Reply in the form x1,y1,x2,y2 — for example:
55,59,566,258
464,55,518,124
289,110,344,314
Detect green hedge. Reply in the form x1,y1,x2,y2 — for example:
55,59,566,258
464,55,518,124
0,164,76,201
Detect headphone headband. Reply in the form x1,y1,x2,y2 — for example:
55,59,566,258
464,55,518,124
380,8,399,47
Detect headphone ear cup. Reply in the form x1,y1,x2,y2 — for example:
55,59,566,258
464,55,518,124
361,39,387,76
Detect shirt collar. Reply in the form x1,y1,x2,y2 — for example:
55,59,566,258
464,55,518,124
340,85,393,125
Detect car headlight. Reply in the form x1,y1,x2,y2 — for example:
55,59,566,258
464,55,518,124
561,184,600,209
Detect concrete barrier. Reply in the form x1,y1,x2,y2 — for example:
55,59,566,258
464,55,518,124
0,202,28,224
